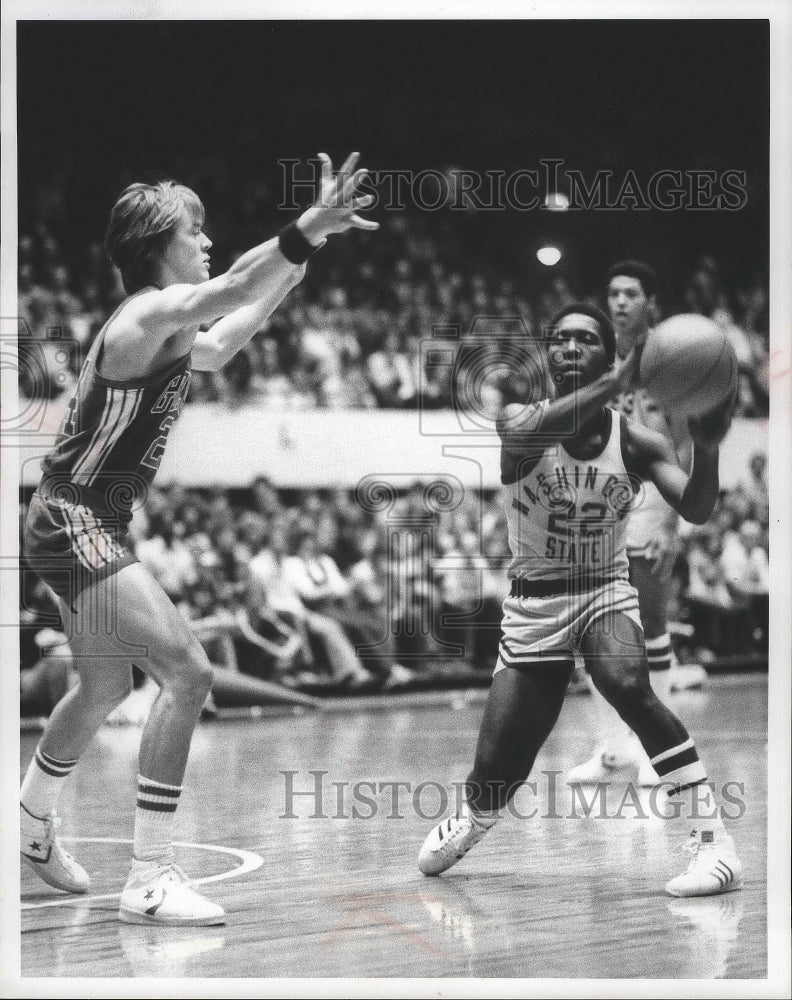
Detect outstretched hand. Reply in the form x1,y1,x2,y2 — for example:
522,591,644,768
297,151,379,244
687,386,737,448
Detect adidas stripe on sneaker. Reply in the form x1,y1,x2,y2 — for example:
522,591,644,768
418,806,499,876
665,830,744,897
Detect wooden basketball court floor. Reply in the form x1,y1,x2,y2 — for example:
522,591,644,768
19,674,769,981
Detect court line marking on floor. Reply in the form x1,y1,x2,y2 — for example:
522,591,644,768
451,729,766,740
21,838,263,910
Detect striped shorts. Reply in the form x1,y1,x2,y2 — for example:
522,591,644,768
494,577,643,676
23,491,137,607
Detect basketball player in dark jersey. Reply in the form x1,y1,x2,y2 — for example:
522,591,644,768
569,261,699,786
21,151,378,925
417,305,743,897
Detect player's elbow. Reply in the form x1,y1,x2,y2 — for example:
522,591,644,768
678,501,713,526
191,334,225,372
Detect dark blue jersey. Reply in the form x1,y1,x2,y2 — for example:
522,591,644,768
40,290,192,524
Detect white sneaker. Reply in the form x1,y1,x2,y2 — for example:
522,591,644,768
119,860,226,926
418,806,498,876
665,830,744,897
567,748,638,785
669,663,708,692
20,804,90,894
384,663,417,689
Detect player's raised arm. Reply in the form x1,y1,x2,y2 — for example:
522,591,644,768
624,391,736,525
190,265,306,371
497,345,639,456
130,152,378,345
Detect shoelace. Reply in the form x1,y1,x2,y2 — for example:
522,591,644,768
45,811,62,834
157,863,189,885
44,812,79,864
677,835,710,872
443,813,484,850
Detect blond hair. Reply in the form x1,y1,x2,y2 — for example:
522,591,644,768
104,180,204,293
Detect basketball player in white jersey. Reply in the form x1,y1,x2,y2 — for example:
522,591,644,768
417,304,743,897
568,261,699,786
21,151,377,925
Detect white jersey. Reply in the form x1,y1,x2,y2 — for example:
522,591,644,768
616,384,684,552
504,408,640,582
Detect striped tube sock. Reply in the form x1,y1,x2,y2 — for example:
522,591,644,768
650,738,724,833
646,633,672,672
20,745,78,818
133,775,182,864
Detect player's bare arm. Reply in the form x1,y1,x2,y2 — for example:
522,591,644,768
497,345,639,457
191,264,306,372
109,152,378,376
192,151,378,370
623,392,736,525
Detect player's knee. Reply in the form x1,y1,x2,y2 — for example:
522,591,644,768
160,630,199,667
171,654,213,699
155,631,213,697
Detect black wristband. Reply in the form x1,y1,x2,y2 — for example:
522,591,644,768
278,221,322,264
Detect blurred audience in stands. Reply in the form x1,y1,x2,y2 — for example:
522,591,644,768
17,169,770,708
18,183,769,418
21,473,769,704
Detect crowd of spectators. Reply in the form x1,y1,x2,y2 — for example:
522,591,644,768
21,463,769,716
18,180,770,417
673,452,770,663
17,173,771,718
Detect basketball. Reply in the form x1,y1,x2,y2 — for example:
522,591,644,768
639,314,738,418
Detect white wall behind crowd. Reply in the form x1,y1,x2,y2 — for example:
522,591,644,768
20,401,767,492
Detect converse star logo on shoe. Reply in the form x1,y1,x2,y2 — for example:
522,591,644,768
22,843,51,863
144,889,155,900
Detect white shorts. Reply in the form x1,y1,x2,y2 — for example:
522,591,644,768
494,578,643,675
